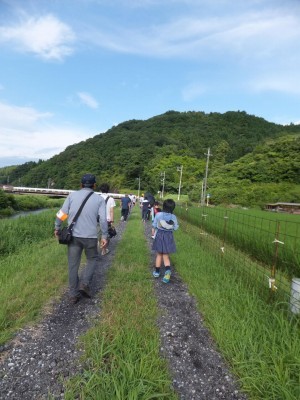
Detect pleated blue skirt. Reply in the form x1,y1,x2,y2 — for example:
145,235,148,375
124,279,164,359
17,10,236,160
152,230,176,254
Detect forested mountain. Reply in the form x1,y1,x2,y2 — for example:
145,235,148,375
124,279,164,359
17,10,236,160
209,134,300,206
1,110,300,207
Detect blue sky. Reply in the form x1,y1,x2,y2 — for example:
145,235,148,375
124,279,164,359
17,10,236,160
1,0,300,167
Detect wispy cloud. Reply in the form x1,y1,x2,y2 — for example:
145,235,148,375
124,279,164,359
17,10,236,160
85,7,300,64
77,92,99,109
0,102,52,127
0,101,93,159
0,14,75,60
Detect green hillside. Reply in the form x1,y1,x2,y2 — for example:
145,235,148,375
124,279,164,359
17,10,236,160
208,134,300,206
1,110,300,207
215,135,300,184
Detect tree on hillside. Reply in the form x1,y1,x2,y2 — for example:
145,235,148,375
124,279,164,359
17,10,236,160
212,140,230,169
3,111,300,207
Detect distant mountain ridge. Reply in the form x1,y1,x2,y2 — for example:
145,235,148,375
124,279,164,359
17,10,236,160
1,110,300,207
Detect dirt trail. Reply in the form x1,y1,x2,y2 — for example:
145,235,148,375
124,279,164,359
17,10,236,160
144,222,247,400
0,216,247,400
0,223,126,400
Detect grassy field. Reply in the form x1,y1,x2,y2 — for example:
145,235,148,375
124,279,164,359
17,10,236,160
1,207,300,399
173,224,300,400
176,204,300,278
0,210,68,344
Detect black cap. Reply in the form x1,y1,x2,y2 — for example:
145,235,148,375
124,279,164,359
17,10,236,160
81,174,96,186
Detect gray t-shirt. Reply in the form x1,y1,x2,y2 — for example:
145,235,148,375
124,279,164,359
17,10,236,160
55,188,108,239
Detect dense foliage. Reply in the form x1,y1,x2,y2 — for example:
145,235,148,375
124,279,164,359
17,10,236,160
0,191,63,217
208,135,300,207
1,110,300,207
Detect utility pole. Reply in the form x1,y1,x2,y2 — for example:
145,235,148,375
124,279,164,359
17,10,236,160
202,148,212,206
137,176,141,198
200,180,204,205
177,165,183,201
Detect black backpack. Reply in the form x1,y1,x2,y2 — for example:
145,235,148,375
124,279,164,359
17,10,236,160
145,192,155,207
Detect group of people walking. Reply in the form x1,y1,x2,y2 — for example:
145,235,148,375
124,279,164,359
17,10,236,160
54,173,179,304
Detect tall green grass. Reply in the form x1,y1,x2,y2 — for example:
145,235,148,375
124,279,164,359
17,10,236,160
177,205,300,277
0,211,68,344
0,210,58,256
173,223,300,400
64,207,177,400
0,193,63,217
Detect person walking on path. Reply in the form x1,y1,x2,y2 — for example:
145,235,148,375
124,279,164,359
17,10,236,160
54,173,108,304
120,193,131,221
145,192,155,221
151,201,162,238
152,198,179,283
141,196,151,223
99,182,116,256
139,193,144,208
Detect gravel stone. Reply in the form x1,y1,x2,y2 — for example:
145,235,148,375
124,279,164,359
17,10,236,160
0,216,248,399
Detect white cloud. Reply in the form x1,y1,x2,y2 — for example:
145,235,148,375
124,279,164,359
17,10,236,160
0,102,52,126
85,7,300,64
77,92,99,109
0,14,75,60
0,101,93,160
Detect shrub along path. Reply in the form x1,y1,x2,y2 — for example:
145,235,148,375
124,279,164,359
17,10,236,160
0,213,247,400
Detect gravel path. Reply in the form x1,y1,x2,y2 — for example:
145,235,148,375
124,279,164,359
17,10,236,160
144,222,247,400
0,222,126,400
0,216,248,400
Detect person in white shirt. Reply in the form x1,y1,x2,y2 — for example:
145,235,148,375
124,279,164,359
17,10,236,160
99,183,116,256
129,194,134,212
139,194,144,208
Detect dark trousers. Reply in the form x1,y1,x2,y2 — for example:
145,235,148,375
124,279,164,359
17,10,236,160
142,208,149,221
67,237,98,297
121,208,129,220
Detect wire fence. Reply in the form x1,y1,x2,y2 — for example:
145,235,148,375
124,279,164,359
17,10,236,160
176,204,300,315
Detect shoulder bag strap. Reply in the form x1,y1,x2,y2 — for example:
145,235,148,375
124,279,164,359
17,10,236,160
105,195,110,204
69,191,94,230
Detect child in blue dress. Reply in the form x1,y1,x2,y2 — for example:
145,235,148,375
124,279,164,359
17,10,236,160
152,199,179,283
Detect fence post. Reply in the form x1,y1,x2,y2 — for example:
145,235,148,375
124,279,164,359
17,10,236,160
200,203,206,232
180,201,189,234
269,221,281,301
185,203,189,228
221,210,228,256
